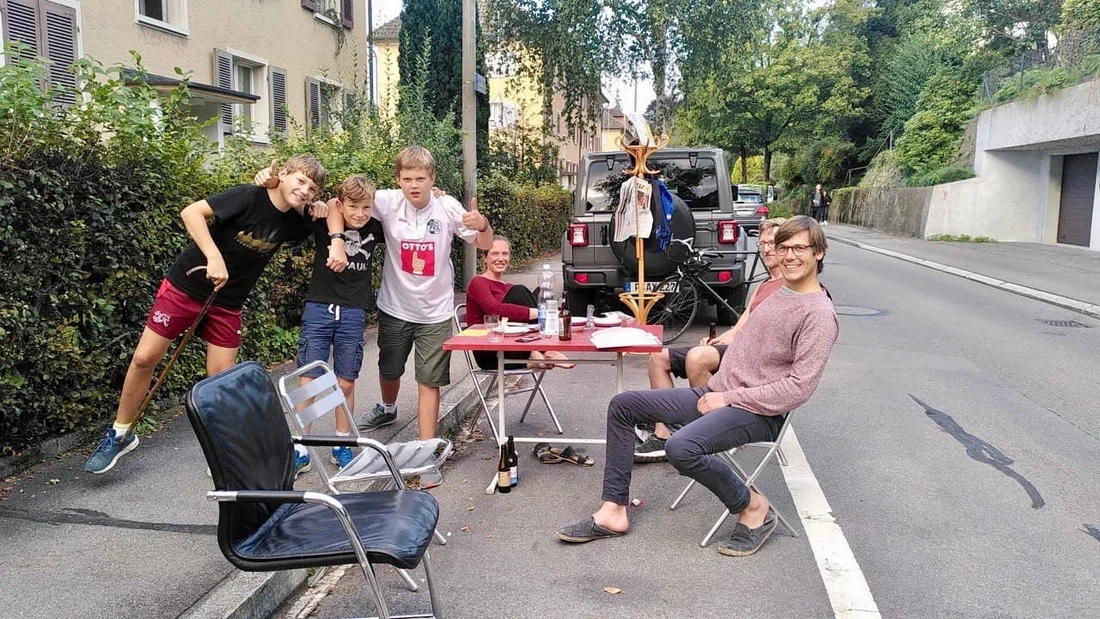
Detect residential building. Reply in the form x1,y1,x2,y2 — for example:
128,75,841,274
0,0,367,147
601,103,628,151
369,14,400,118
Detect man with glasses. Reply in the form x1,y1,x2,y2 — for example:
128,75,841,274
558,216,838,557
637,218,788,463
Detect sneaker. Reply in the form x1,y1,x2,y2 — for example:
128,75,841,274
358,403,397,431
84,428,140,474
633,435,668,463
330,446,355,468
294,451,312,479
633,424,654,443
822,220,829,226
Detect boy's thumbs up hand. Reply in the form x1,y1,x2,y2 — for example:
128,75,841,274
462,198,488,232
255,159,279,188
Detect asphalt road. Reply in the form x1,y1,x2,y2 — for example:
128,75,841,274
301,239,1100,619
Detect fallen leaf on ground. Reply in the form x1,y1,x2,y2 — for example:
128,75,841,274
485,534,494,539
465,505,475,512
47,479,60,485
603,587,623,595
460,526,470,532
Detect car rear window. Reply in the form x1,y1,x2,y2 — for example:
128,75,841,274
736,192,764,204
584,154,720,212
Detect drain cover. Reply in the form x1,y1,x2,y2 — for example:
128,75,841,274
1036,319,1091,328
834,305,887,317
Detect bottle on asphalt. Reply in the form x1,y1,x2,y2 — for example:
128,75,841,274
497,443,512,494
506,435,518,487
708,322,717,343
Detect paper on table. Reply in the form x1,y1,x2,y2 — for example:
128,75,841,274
589,327,661,349
458,328,489,337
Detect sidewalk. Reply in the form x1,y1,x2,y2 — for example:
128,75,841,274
0,256,562,619
824,224,1100,318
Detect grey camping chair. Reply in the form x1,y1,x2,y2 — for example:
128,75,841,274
452,303,562,439
669,409,800,546
277,361,451,591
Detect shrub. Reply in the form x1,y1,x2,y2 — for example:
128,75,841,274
476,171,570,268
905,165,975,187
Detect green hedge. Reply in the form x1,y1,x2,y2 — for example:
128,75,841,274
477,171,571,267
0,49,559,456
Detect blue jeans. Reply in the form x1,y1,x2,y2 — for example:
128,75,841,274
602,388,785,513
296,302,367,380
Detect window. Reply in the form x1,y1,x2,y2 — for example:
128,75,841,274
213,48,269,140
305,77,345,133
302,0,352,29
1,0,80,104
488,101,516,130
584,154,721,212
136,0,187,35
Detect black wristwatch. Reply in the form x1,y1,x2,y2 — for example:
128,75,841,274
329,232,348,241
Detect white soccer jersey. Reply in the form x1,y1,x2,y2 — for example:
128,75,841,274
373,189,478,323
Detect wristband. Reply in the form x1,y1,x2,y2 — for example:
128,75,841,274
329,233,348,241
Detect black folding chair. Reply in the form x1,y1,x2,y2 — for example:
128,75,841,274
186,361,443,619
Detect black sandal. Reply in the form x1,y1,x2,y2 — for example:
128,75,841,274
556,516,627,543
717,515,777,556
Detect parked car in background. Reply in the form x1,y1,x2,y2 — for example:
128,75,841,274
561,148,752,326
732,185,770,235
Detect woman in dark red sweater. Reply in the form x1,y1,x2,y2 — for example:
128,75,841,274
466,237,571,370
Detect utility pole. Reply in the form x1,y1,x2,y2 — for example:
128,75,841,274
367,0,374,107
461,0,477,286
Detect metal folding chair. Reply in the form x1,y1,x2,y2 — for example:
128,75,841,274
276,361,451,591
669,411,800,547
188,361,442,619
452,303,562,439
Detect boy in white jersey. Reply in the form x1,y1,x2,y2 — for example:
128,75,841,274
330,147,493,485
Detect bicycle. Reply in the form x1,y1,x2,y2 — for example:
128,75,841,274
643,238,765,344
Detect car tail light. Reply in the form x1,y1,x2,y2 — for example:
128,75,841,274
574,273,589,284
718,220,740,244
756,206,769,215
716,271,733,283
568,224,588,246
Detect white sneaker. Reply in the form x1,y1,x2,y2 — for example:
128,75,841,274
822,221,829,226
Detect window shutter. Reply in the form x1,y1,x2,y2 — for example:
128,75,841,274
343,90,355,111
42,1,77,105
305,77,321,132
340,0,353,29
268,66,288,135
2,0,42,67
301,0,318,10
213,48,233,134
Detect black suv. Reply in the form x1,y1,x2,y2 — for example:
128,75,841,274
561,148,750,325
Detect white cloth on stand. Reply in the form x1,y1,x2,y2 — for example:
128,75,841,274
612,176,654,243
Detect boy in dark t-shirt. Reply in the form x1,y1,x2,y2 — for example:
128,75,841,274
84,155,328,475
292,175,383,471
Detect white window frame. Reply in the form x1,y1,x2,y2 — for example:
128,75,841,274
134,0,189,37
312,0,340,25
317,75,343,129
0,0,85,69
225,47,270,144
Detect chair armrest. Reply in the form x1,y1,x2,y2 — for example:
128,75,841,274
293,435,406,489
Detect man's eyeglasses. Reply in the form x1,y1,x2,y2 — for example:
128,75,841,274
758,240,776,248
775,244,813,257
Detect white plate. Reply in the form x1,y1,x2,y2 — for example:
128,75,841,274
591,316,623,327
494,325,534,336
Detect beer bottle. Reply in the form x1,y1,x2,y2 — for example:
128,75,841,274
506,436,518,487
559,292,573,341
708,322,717,343
497,444,511,494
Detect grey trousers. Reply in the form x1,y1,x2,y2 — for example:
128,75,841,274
602,387,785,514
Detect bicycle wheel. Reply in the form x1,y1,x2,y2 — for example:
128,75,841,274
647,277,699,344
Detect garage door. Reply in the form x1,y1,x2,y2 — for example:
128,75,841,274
1057,153,1098,247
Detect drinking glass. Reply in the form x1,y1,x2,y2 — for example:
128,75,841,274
485,314,503,343
586,304,595,330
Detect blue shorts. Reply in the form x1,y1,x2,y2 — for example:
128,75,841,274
296,302,367,380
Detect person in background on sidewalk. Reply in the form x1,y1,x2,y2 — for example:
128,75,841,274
465,236,573,370
329,146,494,488
637,217,788,463
290,175,383,476
809,184,831,226
557,216,838,557
84,155,328,475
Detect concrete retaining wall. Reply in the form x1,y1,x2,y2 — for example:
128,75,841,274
830,187,933,238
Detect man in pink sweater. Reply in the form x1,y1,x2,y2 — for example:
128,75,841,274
557,216,839,557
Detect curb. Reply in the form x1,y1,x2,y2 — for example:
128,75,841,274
176,374,482,619
0,430,90,480
828,233,1100,320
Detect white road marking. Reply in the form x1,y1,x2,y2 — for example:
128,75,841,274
781,427,881,618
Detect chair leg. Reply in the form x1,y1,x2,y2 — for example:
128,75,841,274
308,565,328,588
700,508,731,547
776,445,788,467
470,376,499,441
433,527,448,546
359,562,393,619
423,549,443,619
669,478,696,510
397,567,419,592
537,383,564,434
517,372,544,424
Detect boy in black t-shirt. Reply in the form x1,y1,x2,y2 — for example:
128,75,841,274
292,175,383,471
84,155,328,475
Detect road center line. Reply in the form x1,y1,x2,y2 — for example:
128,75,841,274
781,427,881,618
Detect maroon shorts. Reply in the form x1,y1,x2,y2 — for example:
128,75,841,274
145,279,243,348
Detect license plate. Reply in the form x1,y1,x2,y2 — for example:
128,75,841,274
625,280,679,293
735,209,756,217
